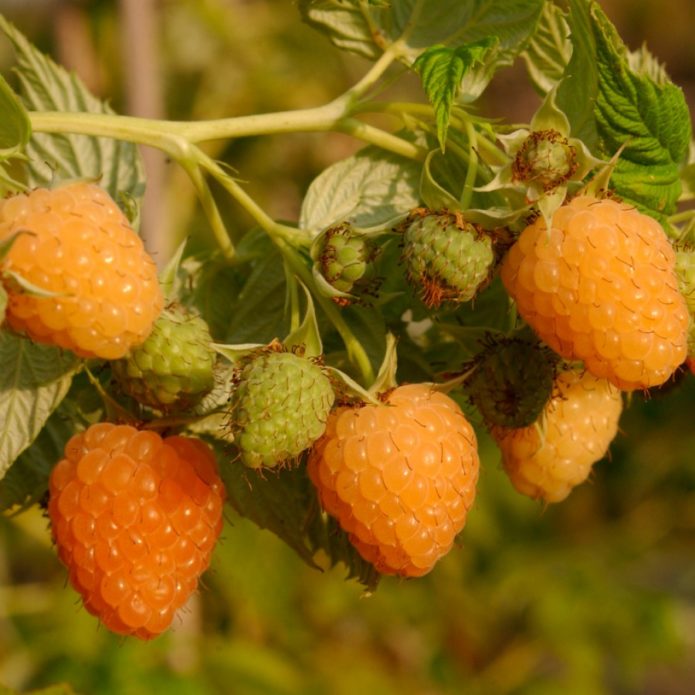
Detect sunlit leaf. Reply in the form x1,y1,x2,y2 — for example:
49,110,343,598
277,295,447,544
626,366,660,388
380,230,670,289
0,16,145,210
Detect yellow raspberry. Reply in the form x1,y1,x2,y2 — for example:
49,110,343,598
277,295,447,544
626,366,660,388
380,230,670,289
493,370,623,503
307,384,479,578
0,182,163,359
500,196,689,390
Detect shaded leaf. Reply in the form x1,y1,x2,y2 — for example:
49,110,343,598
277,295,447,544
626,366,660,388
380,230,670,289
0,333,77,482
0,16,145,209
301,0,543,98
521,1,572,94
555,0,600,151
220,457,379,590
0,71,30,150
0,404,74,512
299,0,378,60
300,145,421,234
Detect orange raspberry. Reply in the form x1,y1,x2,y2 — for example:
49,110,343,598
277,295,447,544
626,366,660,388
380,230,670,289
492,370,623,503
500,196,689,390
48,423,225,639
307,384,479,578
0,182,163,359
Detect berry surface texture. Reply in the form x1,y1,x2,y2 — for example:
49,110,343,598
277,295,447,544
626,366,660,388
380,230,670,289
307,383,480,577
231,349,336,468
494,370,623,503
48,423,225,639
501,196,689,391
0,182,163,359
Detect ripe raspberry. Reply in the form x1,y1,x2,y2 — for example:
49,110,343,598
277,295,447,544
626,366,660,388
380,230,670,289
230,347,335,468
307,384,479,577
402,210,494,308
687,357,695,376
0,182,163,359
112,305,216,411
314,223,380,301
500,196,689,390
48,423,225,640
492,370,622,503
465,334,557,428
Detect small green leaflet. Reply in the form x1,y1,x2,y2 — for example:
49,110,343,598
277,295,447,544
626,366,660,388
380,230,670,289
414,38,496,151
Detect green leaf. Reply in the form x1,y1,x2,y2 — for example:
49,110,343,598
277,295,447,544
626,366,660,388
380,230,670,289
224,245,289,344
414,39,496,150
591,5,691,217
0,404,74,512
220,458,378,590
301,0,543,85
0,332,77,482
0,16,145,208
555,0,600,151
556,1,691,218
0,71,30,150
299,0,379,60
221,461,321,570
521,1,572,94
299,145,421,235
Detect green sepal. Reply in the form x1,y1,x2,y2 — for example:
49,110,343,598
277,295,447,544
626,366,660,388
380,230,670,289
283,282,323,359
159,237,189,302
368,332,398,397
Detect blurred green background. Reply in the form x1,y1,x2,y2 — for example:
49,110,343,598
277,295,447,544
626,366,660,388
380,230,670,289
1,1,695,693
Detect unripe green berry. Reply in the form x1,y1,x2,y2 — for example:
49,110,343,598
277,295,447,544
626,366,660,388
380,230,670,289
512,129,578,191
230,348,335,469
316,223,379,298
113,305,216,411
402,210,494,308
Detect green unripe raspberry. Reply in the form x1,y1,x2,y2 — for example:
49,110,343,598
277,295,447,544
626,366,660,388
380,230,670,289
512,129,578,191
402,211,494,308
230,348,335,468
317,224,379,296
113,306,216,411
465,335,557,428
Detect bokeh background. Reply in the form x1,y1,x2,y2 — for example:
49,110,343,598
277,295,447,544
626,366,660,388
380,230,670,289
1,1,694,693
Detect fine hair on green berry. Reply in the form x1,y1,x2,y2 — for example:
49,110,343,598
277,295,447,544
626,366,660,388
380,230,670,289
315,222,381,302
228,342,335,469
511,129,578,191
401,209,495,308
112,305,216,412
